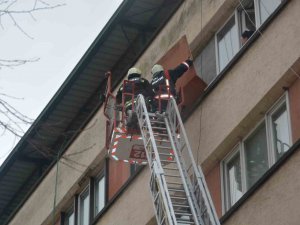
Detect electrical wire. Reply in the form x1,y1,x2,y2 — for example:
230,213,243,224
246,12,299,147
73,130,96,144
196,0,204,165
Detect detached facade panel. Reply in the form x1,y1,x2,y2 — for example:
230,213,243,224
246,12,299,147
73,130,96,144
1,0,299,225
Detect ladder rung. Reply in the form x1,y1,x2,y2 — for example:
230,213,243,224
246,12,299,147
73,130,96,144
152,126,167,130
154,139,170,143
164,174,181,178
156,145,171,149
159,153,173,156
174,209,191,214
176,220,194,224
163,167,178,170
172,204,190,208
175,212,192,217
150,120,165,124
152,133,169,137
169,188,185,192
160,160,176,163
170,196,187,200
166,181,182,185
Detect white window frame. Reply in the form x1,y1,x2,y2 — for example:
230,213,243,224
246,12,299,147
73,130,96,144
215,12,239,73
266,93,292,164
222,93,291,212
255,0,283,26
237,0,258,37
94,173,106,216
242,120,270,189
78,186,90,225
64,205,75,225
222,144,245,211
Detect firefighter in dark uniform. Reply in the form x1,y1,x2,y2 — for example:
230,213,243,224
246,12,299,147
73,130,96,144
150,58,193,112
116,67,154,129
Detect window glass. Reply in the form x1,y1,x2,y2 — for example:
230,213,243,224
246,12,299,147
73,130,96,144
217,17,239,72
244,123,269,189
238,0,256,46
95,176,105,215
259,0,281,24
271,104,290,160
79,189,90,225
226,153,243,207
65,210,75,225
194,38,217,84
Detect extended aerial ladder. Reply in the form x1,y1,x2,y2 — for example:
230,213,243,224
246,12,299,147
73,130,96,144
103,72,220,225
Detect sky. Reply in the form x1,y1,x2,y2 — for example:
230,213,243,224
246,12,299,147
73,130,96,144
0,0,123,165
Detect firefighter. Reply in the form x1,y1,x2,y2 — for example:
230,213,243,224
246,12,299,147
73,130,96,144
116,67,154,129
150,58,193,112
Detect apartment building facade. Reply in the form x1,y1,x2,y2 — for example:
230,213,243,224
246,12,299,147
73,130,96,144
0,0,299,225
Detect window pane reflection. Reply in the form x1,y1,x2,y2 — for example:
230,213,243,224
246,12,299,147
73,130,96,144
259,0,281,24
95,177,105,215
217,17,239,71
245,123,269,189
226,153,243,206
65,210,75,225
79,190,90,225
272,105,290,160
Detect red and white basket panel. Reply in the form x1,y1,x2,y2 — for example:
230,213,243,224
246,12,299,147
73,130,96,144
108,127,175,164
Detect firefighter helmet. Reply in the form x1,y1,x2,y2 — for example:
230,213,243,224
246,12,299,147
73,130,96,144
127,67,142,79
151,64,164,75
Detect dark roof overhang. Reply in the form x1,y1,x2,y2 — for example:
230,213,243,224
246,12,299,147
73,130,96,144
0,0,183,224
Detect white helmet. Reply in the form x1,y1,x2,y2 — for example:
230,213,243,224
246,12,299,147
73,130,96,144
127,67,141,79
151,64,164,75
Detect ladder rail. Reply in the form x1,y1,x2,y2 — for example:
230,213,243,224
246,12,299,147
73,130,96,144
151,161,175,225
164,117,201,225
166,97,220,225
136,95,178,225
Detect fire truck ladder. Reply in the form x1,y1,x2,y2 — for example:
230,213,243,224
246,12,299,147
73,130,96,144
135,95,220,225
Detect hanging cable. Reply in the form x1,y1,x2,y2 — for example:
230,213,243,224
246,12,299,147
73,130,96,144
196,0,204,165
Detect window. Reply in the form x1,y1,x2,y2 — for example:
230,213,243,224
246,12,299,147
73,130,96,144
215,0,283,73
216,16,239,72
257,0,282,25
79,188,90,225
238,0,256,46
64,207,75,225
94,175,106,215
194,38,217,84
222,94,291,211
268,98,291,161
244,123,269,188
223,150,243,209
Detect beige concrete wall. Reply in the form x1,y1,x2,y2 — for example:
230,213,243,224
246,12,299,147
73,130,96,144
223,146,300,225
96,168,154,225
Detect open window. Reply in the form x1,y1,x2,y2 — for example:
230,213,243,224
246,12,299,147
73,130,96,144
257,0,282,25
156,36,207,112
215,0,284,73
238,0,256,46
216,16,239,72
